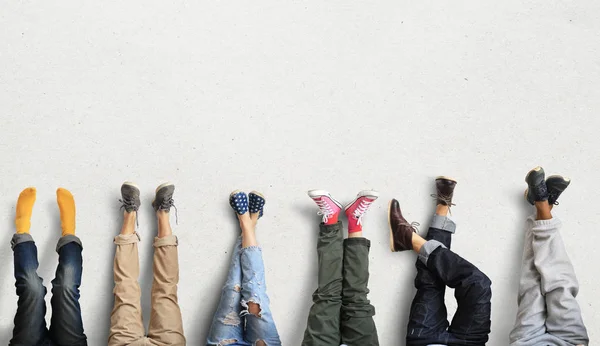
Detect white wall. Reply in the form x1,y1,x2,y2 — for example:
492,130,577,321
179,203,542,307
1,1,598,345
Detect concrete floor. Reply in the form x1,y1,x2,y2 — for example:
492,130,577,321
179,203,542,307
1,1,599,345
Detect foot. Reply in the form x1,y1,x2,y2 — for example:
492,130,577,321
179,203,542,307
120,182,141,213
525,166,549,205
230,190,249,215
249,191,265,218
307,190,342,225
15,187,36,234
152,182,176,212
388,199,418,252
433,176,457,206
546,175,571,205
345,190,379,233
56,188,76,236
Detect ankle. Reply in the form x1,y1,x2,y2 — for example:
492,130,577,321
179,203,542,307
435,204,449,216
324,212,339,225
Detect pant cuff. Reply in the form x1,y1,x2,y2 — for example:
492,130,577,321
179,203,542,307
11,233,34,250
241,245,262,253
528,215,562,232
114,232,141,245
153,234,178,247
430,215,456,233
319,221,343,233
418,239,446,265
56,234,83,252
343,237,371,247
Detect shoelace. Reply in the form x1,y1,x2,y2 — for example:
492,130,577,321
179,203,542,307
119,198,139,226
159,198,179,224
431,193,456,214
315,198,335,223
400,221,420,233
352,199,374,226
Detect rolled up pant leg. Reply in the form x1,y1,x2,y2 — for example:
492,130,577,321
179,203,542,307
302,222,344,346
147,235,186,346
109,233,145,346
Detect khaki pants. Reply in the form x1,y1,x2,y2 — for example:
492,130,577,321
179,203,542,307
108,233,186,346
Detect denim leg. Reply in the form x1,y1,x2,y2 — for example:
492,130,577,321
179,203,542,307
10,234,49,346
340,237,379,346
206,236,248,346
427,247,492,346
48,238,87,346
406,259,450,345
406,220,453,346
302,222,344,346
241,246,281,346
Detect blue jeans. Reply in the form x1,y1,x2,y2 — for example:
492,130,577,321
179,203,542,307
406,216,492,346
9,233,87,346
206,236,281,346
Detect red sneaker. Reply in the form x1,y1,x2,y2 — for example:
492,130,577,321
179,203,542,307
307,190,343,224
345,190,379,233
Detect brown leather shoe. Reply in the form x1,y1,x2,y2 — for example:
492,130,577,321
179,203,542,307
388,199,417,252
434,176,457,206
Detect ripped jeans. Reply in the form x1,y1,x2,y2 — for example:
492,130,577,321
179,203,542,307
206,237,281,346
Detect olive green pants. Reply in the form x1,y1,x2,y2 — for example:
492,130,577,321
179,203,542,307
302,222,379,346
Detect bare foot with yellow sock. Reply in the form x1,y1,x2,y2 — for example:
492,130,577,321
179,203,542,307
15,187,36,234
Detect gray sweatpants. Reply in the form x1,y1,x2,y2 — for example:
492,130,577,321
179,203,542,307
509,216,589,346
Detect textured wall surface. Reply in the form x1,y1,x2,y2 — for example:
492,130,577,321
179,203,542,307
1,1,599,345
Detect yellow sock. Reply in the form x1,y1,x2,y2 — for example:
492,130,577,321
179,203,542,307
57,188,76,236
15,187,37,234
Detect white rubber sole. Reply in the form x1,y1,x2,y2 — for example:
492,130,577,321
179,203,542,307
307,189,343,209
122,181,140,189
155,182,174,193
230,189,244,198
249,190,265,199
344,190,380,211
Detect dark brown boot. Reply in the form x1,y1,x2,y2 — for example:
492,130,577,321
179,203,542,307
388,199,417,252
434,176,457,206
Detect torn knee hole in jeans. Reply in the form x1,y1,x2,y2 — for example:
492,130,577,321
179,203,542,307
222,311,241,326
218,339,238,345
254,340,267,346
233,284,241,292
241,299,262,318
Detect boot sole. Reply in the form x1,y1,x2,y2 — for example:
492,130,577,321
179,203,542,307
388,199,395,252
436,176,458,183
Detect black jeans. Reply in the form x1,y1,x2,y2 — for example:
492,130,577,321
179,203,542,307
406,227,492,346
10,235,87,346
